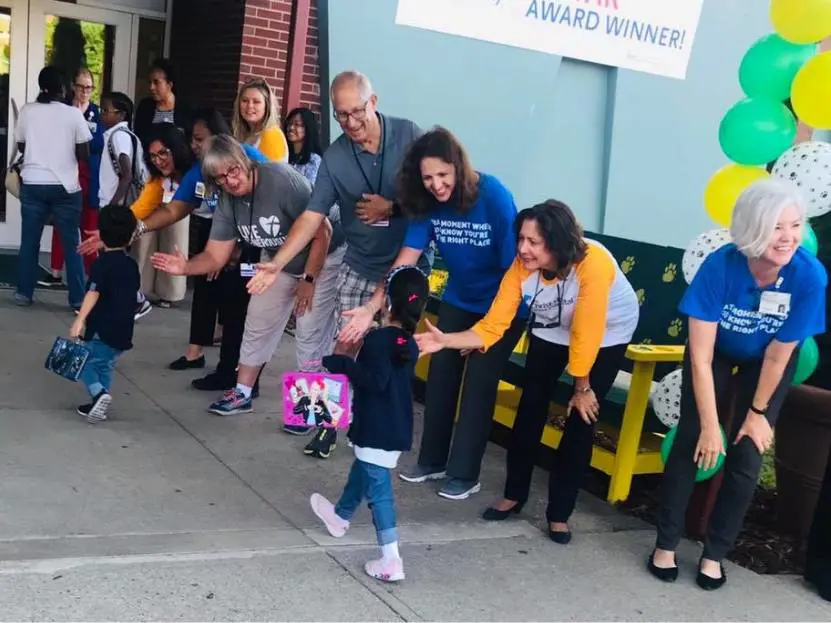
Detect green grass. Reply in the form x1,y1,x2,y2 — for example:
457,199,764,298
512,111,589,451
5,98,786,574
759,445,777,490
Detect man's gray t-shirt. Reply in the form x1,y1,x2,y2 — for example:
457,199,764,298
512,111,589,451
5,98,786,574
305,113,428,282
210,161,345,275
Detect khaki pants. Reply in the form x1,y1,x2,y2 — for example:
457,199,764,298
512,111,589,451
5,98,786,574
131,216,190,302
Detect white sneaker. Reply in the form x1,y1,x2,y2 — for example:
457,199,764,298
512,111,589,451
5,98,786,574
310,493,349,538
364,556,405,583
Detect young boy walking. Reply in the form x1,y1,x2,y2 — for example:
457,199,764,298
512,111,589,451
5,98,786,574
69,204,140,423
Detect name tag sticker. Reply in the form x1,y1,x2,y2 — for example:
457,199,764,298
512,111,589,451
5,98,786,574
240,263,256,278
162,190,175,203
371,220,390,227
759,291,791,318
195,182,206,199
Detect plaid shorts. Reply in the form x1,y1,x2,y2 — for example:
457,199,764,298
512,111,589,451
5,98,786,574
336,263,379,331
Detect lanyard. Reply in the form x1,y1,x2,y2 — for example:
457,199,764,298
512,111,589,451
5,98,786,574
232,167,257,242
350,114,386,195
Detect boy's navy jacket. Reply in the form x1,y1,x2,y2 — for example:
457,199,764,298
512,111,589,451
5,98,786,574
322,326,417,452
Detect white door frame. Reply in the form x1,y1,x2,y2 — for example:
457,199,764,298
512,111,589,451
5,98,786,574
0,0,133,250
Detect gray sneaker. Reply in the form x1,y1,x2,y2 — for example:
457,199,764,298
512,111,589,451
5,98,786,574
399,465,446,483
438,478,481,500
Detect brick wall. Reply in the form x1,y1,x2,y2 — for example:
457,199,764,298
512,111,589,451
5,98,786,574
239,0,321,116
169,0,246,119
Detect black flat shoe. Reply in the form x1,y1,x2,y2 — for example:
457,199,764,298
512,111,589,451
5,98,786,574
647,550,679,583
482,502,524,521
548,526,572,545
696,561,726,591
169,355,206,371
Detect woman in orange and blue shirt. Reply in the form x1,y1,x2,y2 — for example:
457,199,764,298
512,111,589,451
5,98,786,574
416,199,640,543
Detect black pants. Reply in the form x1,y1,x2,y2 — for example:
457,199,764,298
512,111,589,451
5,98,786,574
189,215,221,346
806,447,831,600
215,267,251,379
504,335,627,523
656,348,797,561
418,301,525,482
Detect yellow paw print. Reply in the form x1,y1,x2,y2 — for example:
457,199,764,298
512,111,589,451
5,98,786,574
662,263,678,283
620,256,636,274
667,318,683,338
635,288,646,305
640,337,653,345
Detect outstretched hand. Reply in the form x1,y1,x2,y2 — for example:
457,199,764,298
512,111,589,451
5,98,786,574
247,262,280,295
338,304,375,344
151,245,188,276
413,319,447,357
78,230,104,256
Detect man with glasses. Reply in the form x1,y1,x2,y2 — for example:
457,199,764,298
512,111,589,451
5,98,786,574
247,70,431,455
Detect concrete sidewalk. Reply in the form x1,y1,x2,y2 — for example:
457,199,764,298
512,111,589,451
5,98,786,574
1,290,829,621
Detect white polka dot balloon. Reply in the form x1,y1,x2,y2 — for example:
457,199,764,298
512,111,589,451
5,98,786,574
772,140,831,218
653,368,683,429
682,228,732,284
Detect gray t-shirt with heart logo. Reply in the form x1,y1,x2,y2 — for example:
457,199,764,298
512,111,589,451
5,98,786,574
210,161,345,275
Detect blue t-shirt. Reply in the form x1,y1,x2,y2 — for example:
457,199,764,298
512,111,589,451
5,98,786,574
679,244,827,361
402,172,518,314
83,103,103,208
172,144,267,212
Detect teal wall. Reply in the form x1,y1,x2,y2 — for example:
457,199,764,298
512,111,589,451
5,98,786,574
325,0,773,249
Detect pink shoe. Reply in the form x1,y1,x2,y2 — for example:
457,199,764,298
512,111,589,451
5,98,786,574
310,493,349,538
364,556,405,582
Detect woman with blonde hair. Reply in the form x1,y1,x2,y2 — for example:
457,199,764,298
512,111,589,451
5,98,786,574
232,77,289,163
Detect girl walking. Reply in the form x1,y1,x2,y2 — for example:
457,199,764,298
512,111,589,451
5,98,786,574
310,265,428,582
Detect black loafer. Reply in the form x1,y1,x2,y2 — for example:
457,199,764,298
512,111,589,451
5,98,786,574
696,561,726,591
169,355,206,371
482,502,524,521
548,526,572,545
647,550,679,583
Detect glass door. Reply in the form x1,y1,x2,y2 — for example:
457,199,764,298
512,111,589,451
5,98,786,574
0,0,132,250
0,0,27,249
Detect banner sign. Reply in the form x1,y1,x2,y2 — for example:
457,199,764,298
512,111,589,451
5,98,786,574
394,0,705,80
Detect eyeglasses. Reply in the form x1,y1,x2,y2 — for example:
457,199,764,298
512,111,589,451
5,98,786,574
148,147,172,163
213,165,243,186
527,279,563,331
74,83,93,92
333,102,369,124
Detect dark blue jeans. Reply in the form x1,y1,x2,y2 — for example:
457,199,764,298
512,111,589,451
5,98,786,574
335,458,398,545
17,183,85,307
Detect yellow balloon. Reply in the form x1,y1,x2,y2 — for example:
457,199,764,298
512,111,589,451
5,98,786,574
704,164,769,226
792,51,831,129
771,0,831,44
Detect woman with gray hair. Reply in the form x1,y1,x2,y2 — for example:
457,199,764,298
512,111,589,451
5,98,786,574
648,178,827,590
151,135,346,418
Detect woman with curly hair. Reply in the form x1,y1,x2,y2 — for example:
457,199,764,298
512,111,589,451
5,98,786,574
338,126,523,501
415,200,640,542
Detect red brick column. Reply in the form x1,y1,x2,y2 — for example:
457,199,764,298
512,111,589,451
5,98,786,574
239,0,321,115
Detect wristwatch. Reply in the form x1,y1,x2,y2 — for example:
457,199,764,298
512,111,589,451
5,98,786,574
301,273,315,284
575,385,593,394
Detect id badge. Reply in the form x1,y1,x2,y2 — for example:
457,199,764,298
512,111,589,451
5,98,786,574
758,291,791,318
240,262,256,278
371,219,390,227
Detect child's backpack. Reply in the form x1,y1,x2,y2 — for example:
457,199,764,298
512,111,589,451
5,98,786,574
107,127,148,207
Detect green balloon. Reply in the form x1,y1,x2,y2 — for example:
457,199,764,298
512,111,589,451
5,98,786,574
660,424,727,482
719,98,797,166
802,222,819,256
739,34,817,102
793,337,820,386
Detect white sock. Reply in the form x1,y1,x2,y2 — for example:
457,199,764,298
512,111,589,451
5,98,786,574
136,291,145,304
381,541,400,561
236,383,253,398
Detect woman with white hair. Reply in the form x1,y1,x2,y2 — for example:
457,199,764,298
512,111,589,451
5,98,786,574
150,135,345,417
648,178,827,590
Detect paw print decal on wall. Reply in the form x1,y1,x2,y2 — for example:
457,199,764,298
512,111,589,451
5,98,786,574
640,337,653,345
662,263,678,283
620,256,636,274
635,288,646,305
667,318,683,338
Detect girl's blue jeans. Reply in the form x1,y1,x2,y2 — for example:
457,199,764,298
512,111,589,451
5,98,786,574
335,458,398,546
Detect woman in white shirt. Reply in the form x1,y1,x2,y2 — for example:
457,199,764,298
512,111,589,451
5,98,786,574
14,65,92,310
